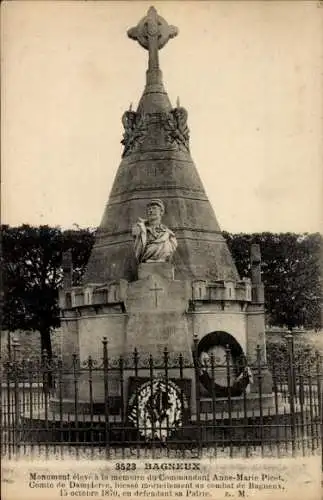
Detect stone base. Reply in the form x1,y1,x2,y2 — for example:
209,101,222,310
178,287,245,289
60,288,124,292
49,397,121,415
37,392,285,422
138,262,174,280
20,405,320,448
200,392,279,415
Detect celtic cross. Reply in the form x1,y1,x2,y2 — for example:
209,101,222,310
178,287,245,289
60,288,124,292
127,6,178,71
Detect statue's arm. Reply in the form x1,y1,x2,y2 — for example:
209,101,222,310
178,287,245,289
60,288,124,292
132,223,140,238
132,219,147,262
169,230,178,251
132,218,146,237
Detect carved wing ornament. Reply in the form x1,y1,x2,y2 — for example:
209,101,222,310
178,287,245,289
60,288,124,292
121,107,190,156
121,111,148,157
163,107,190,152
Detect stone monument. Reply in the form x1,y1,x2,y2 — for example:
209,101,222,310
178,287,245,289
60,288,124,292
54,7,277,438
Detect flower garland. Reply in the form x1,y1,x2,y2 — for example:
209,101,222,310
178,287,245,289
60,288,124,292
128,379,185,441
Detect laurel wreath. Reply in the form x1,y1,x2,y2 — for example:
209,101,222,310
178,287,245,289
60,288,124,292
128,379,185,441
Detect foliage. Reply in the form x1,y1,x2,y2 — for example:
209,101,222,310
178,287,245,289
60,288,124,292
1,225,95,357
266,338,320,378
223,232,322,330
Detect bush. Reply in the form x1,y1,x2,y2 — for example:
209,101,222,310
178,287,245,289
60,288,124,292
266,338,320,378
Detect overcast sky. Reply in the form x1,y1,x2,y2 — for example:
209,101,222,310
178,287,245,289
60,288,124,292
2,1,322,233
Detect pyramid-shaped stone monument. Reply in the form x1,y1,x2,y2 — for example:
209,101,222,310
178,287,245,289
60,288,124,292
57,7,273,428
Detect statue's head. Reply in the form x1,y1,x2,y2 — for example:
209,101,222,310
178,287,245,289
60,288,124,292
146,199,165,223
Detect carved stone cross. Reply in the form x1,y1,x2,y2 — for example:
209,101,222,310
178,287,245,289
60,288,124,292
150,282,163,308
127,6,178,71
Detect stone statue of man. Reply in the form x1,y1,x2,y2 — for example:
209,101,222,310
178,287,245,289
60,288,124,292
132,199,177,263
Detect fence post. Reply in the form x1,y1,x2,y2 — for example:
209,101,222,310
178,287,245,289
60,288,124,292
132,348,140,458
7,331,12,362
193,334,201,456
210,352,217,455
5,359,12,458
225,344,233,458
178,353,185,456
286,332,296,395
133,348,139,378
315,352,322,470
163,347,169,446
272,358,281,457
256,345,264,457
102,337,110,458
149,355,156,454
286,335,296,457
119,355,125,458
12,341,21,456
87,356,94,455
58,357,64,448
72,353,79,456
43,350,51,458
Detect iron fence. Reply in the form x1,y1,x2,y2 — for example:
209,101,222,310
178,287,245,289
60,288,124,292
1,337,322,463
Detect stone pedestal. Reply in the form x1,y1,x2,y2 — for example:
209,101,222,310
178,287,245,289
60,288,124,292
125,264,191,361
138,262,175,280
124,263,197,414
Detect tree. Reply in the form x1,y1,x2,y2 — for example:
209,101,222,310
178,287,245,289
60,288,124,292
1,225,95,358
223,231,322,330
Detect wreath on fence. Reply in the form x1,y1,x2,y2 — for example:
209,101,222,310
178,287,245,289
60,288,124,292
128,379,186,441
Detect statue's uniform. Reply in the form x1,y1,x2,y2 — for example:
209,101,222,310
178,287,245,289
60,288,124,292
132,221,177,263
